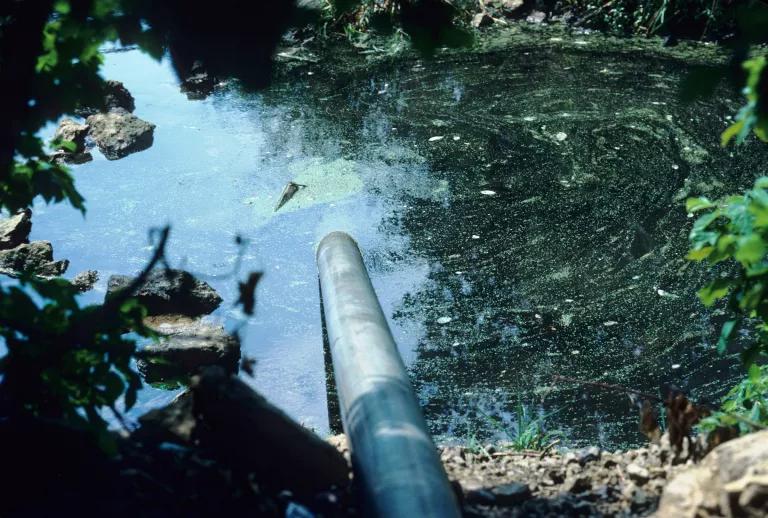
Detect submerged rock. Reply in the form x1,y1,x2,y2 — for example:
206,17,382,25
86,108,155,160
180,61,216,100
0,209,31,250
137,319,240,383
137,366,349,493
106,269,222,317
0,241,69,277
71,270,99,292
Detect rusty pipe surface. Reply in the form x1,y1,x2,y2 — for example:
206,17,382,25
317,231,460,518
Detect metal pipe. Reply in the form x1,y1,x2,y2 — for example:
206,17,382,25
317,231,461,518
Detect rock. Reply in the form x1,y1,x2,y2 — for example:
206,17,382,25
563,475,591,494
0,209,31,250
50,118,93,164
491,482,531,504
71,270,99,292
656,430,768,517
626,463,651,485
526,10,546,23
576,446,601,465
86,108,155,160
137,320,240,383
53,119,89,151
103,79,135,112
50,149,93,165
472,12,494,28
137,366,349,494
76,80,135,116
106,269,222,317
0,241,68,277
180,61,215,100
136,391,196,444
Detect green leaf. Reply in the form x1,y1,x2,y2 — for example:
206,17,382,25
698,279,732,306
717,319,739,354
687,246,714,261
722,119,746,146
686,197,714,213
735,234,767,265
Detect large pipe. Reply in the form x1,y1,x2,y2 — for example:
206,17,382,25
317,231,461,518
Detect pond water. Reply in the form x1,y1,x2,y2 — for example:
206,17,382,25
32,35,768,448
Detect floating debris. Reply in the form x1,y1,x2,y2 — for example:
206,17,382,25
604,321,618,327
671,364,681,370
428,135,444,142
471,234,480,239
480,190,496,196
555,132,568,142
452,135,461,141
436,316,452,324
274,181,306,212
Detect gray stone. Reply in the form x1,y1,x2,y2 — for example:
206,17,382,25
576,446,601,465
0,209,31,250
526,10,546,23
626,463,651,485
0,241,68,277
106,269,222,317
138,320,240,382
53,119,89,151
491,482,531,504
563,475,591,494
50,149,93,165
471,12,493,28
50,119,93,164
86,108,155,160
71,270,99,292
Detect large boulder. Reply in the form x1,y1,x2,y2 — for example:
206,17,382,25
106,269,222,317
655,430,768,517
50,119,92,164
86,108,155,160
0,241,69,277
136,367,350,494
0,209,31,250
137,319,240,383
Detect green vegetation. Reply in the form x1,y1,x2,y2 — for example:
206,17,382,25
688,176,768,431
685,19,768,430
564,0,743,38
479,403,561,451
